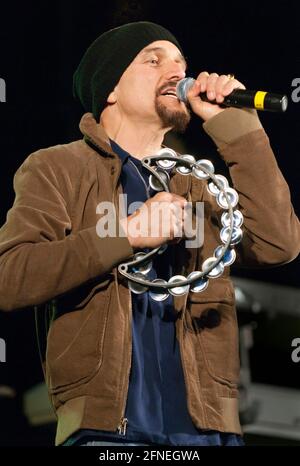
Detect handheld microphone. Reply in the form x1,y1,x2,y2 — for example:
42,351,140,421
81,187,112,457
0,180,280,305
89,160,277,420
176,77,288,112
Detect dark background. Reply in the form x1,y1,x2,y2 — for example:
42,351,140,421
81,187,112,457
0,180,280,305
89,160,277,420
0,0,299,446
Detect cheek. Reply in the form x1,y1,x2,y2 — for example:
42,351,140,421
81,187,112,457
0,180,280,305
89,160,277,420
120,85,136,104
118,69,157,107
119,83,155,112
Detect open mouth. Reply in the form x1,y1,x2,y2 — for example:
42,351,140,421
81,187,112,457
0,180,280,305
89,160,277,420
160,88,178,99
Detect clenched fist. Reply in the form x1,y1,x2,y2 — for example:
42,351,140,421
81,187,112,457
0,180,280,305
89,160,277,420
186,71,246,121
120,191,189,250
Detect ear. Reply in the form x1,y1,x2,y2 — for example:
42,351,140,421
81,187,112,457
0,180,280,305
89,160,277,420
107,88,117,104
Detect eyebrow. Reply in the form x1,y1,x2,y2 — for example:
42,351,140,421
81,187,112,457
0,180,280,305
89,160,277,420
140,46,187,69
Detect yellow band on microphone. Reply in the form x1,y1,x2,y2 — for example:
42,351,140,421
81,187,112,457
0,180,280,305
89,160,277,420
254,91,267,110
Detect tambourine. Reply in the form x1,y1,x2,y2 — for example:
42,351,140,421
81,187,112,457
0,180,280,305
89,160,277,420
118,148,243,301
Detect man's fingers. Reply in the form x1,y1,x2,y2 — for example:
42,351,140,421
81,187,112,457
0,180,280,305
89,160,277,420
222,78,246,95
195,71,210,93
189,72,246,104
205,73,220,100
214,75,231,103
153,191,187,207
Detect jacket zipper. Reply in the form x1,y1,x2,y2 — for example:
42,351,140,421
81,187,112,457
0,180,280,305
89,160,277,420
112,156,133,437
117,417,128,436
116,284,132,436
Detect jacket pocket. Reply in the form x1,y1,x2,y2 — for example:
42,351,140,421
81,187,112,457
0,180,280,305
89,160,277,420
46,290,110,393
187,278,240,386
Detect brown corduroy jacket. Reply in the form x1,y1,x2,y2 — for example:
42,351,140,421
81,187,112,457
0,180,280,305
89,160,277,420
0,108,299,445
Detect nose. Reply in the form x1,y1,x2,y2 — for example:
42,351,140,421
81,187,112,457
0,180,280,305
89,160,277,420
164,60,186,82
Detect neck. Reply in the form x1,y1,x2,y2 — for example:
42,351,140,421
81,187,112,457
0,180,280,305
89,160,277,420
100,108,170,159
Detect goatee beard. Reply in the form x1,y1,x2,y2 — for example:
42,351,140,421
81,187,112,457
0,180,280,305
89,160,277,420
155,84,191,133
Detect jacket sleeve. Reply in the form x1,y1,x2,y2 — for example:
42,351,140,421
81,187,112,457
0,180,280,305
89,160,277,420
0,151,133,311
203,108,300,267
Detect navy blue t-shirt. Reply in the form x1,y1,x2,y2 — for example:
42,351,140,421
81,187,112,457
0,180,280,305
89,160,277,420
64,140,243,446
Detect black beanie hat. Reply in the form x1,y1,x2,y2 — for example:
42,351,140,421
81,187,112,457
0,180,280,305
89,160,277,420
73,21,183,122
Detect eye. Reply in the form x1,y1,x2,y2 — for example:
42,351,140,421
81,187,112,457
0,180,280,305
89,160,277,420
148,58,159,65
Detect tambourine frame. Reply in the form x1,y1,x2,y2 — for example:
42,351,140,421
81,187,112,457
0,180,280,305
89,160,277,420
118,153,242,292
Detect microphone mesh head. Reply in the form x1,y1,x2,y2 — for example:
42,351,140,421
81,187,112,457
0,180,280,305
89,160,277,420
176,77,195,103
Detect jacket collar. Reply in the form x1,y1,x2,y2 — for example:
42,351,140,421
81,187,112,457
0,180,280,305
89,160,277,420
79,112,115,157
78,112,191,198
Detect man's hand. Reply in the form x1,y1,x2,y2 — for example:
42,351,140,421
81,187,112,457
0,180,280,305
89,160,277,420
120,192,188,250
186,71,246,121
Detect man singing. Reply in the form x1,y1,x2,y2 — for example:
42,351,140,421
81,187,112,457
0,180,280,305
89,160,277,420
0,22,299,446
